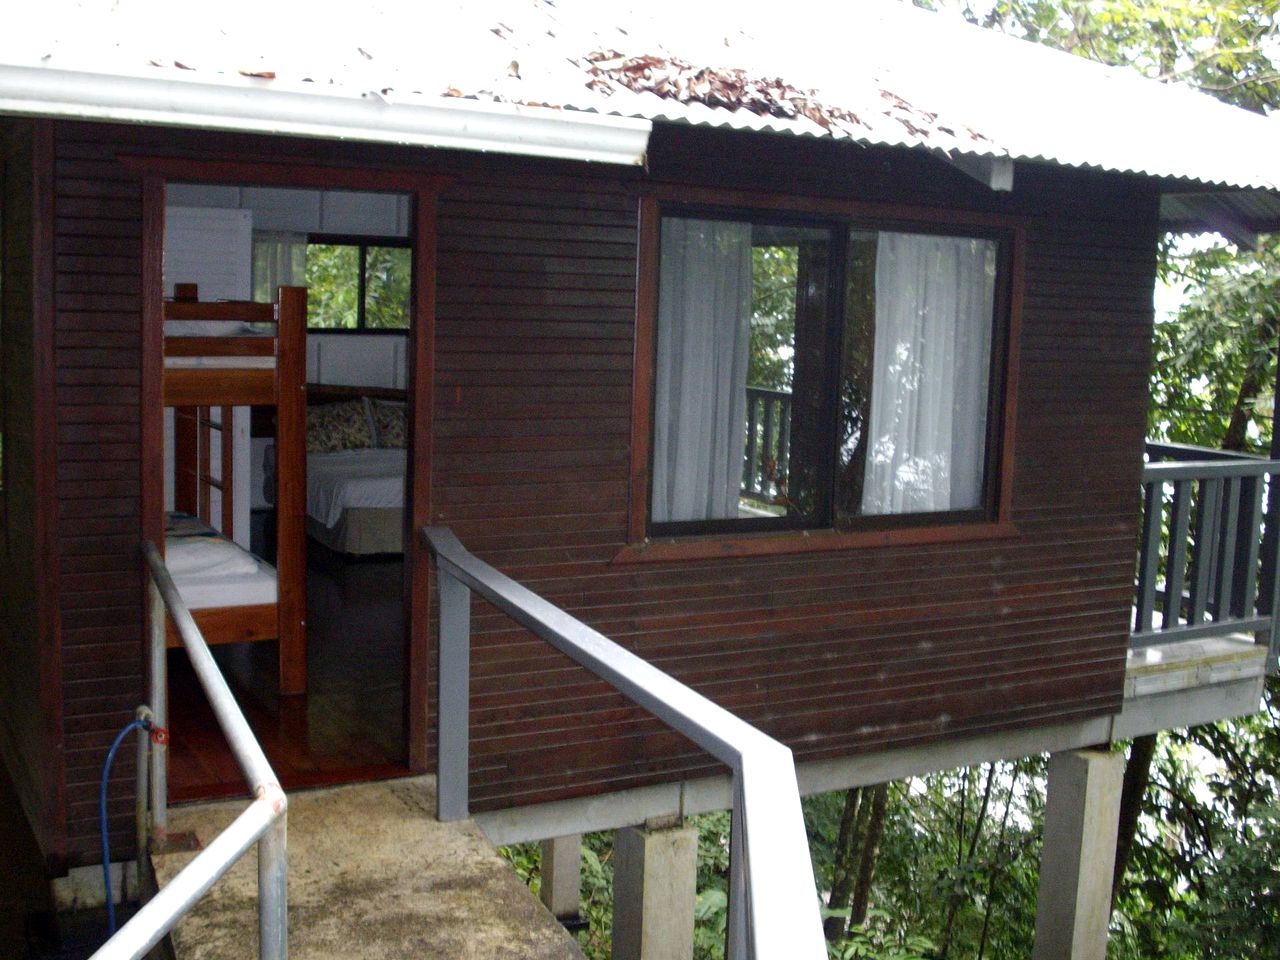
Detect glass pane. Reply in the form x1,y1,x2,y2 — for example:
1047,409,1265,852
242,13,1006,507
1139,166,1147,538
305,244,359,329
833,232,878,521
651,217,754,524
852,232,997,518
650,216,830,529
743,243,797,518
364,246,412,329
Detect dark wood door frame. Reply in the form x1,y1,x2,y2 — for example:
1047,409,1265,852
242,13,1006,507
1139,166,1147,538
131,153,443,774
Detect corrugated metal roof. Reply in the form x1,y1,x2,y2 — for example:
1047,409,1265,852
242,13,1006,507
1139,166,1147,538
3,0,1280,193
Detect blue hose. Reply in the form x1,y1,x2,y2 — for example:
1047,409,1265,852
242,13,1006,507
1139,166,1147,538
100,716,152,936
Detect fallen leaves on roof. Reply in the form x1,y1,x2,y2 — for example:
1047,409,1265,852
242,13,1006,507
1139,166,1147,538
582,50,870,136
580,49,989,144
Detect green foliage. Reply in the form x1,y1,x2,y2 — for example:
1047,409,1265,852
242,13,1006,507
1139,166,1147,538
364,246,412,329
304,242,411,330
577,832,616,959
749,245,798,390
946,0,1280,111
831,913,937,960
305,244,359,329
1150,236,1280,451
1109,684,1280,958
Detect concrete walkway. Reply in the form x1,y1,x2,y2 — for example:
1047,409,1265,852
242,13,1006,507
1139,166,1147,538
152,776,584,960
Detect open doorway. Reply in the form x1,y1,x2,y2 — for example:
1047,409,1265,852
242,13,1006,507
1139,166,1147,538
158,181,415,800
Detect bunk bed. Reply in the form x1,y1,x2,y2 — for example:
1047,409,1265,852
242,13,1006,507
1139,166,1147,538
162,284,307,695
303,383,407,556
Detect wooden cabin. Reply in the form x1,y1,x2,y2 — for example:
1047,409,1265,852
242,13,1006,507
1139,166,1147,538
1,4,1279,950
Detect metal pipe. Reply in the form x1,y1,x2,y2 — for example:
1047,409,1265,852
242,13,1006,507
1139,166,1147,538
142,542,277,790
422,527,827,959
88,796,281,960
257,789,289,960
147,580,168,838
134,706,153,884
425,528,774,769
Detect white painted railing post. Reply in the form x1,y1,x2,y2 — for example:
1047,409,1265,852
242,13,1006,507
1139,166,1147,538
437,566,471,821
726,769,749,960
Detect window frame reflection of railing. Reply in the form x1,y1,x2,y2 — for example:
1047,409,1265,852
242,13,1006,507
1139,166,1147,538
742,386,792,505
1136,442,1280,672
423,526,826,960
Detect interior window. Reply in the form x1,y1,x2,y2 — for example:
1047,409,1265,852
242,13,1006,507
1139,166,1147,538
649,211,1003,536
304,240,411,330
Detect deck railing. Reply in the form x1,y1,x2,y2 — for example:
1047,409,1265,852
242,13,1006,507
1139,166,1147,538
1136,442,1280,671
89,543,289,960
742,386,792,503
423,526,826,960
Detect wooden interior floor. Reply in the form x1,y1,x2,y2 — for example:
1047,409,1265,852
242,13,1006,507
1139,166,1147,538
168,549,409,802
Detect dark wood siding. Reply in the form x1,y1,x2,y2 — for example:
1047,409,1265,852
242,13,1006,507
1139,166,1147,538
51,123,146,866
434,129,1157,811
40,119,1155,860
0,119,66,871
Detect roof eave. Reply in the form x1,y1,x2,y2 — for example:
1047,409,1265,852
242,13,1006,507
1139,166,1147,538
0,63,652,166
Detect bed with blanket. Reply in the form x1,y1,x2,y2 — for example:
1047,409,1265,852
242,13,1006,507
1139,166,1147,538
304,385,407,555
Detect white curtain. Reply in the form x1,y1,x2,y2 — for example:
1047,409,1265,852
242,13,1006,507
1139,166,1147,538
861,233,995,515
251,231,307,302
651,218,754,523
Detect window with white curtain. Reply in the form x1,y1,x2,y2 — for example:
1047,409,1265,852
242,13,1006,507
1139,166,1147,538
649,210,1006,536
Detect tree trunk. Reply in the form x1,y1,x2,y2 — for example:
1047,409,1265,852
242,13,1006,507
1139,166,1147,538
1111,734,1158,911
940,764,996,958
1222,366,1263,452
824,787,863,941
850,783,889,927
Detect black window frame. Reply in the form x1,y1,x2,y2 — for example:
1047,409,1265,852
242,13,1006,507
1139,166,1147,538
646,202,1013,541
304,233,413,334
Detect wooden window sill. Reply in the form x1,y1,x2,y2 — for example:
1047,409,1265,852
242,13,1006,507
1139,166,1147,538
611,520,1020,564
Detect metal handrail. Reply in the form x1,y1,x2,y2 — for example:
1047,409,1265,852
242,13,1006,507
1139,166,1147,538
1136,445,1280,671
88,542,289,960
422,527,825,960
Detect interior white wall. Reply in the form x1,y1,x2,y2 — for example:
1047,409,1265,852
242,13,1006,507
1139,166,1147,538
164,184,410,237
163,206,252,299
162,205,253,548
307,334,408,389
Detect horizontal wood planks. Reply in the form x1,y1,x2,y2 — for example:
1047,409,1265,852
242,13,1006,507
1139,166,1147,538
39,118,1157,859
433,132,1156,813
51,122,146,867
0,119,68,871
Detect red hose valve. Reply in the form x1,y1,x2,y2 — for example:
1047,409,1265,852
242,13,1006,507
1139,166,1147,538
151,727,170,745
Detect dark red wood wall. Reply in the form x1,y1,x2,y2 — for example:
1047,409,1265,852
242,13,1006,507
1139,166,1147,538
0,119,67,871
26,119,1156,865
435,127,1157,811
49,122,148,867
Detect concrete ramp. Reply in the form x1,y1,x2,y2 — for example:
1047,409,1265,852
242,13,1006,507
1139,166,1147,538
151,776,584,960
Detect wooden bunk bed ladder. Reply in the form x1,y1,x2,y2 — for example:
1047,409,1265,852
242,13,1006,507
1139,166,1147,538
161,286,309,696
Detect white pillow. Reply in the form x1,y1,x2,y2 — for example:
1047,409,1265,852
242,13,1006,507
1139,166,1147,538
165,536,261,577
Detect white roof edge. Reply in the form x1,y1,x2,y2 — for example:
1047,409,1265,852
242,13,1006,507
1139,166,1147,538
0,63,652,166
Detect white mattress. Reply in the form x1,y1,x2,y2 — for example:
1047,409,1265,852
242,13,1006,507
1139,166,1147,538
307,449,406,528
165,514,277,610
